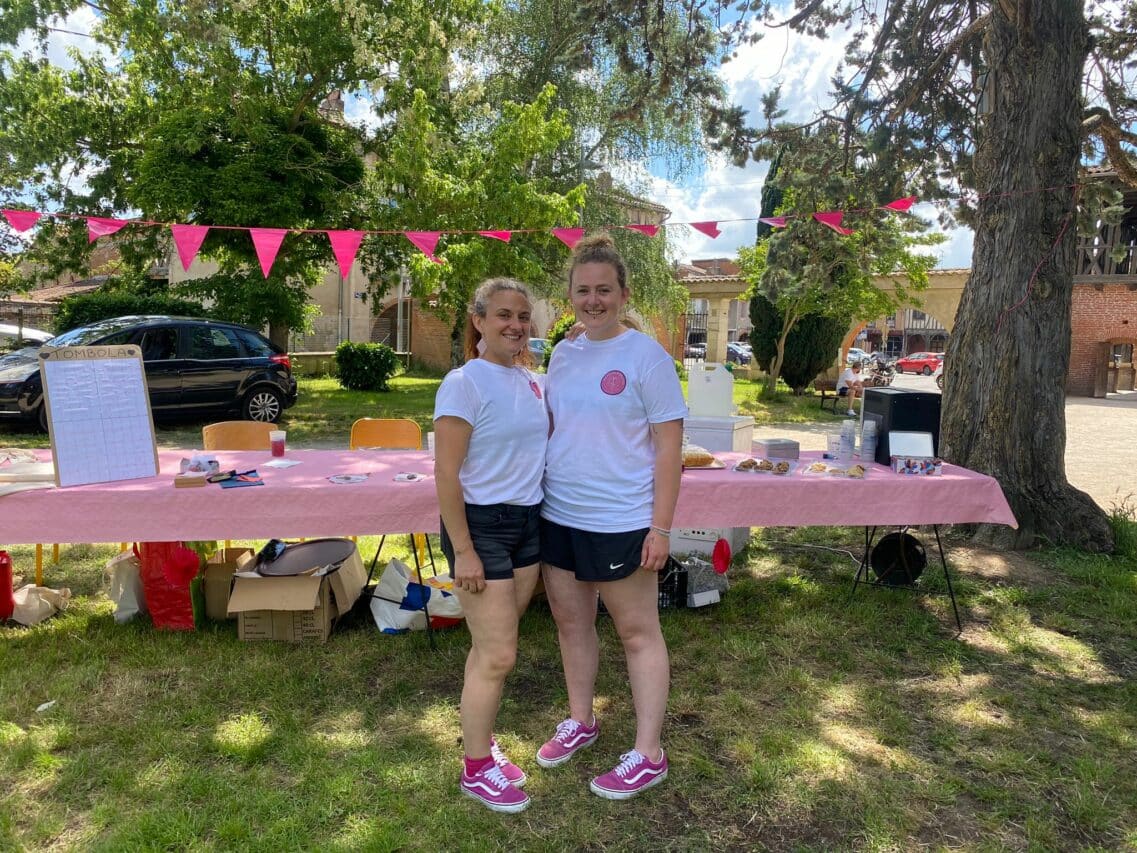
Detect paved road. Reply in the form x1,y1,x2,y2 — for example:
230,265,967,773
750,372,1137,511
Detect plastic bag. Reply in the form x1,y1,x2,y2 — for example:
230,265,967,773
106,550,147,624
369,558,463,634
137,542,203,631
11,584,71,626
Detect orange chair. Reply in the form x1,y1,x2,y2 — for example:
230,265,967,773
349,418,421,452
202,420,274,451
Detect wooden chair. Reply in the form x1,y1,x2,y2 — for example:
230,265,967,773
815,379,842,414
202,420,274,451
349,418,421,452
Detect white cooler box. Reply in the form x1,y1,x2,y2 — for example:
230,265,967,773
671,525,751,558
684,415,755,453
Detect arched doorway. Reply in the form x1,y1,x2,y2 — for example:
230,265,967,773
371,300,412,350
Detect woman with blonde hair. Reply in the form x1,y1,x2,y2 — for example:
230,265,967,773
433,277,547,813
537,235,686,799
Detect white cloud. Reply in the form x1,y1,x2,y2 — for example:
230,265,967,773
15,8,108,68
647,21,973,269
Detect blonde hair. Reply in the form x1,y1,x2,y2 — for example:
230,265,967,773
464,277,535,366
567,233,628,293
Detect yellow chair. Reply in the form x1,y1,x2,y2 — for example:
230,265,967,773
202,420,274,451
203,421,275,547
349,418,421,452
350,418,437,619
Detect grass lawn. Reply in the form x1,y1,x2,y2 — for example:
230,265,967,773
2,370,1136,850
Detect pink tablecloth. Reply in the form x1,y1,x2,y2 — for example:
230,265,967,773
0,448,1016,545
675,452,1017,529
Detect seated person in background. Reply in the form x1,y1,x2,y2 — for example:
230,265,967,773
837,361,865,417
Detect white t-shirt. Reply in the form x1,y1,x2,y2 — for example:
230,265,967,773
543,329,687,532
433,359,548,506
837,367,862,391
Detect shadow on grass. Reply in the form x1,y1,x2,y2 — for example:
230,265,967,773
2,530,1135,850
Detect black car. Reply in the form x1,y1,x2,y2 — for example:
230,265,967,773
0,316,298,431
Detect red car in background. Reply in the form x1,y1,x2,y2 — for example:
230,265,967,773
895,351,944,375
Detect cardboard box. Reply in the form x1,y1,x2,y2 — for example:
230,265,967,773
226,538,367,643
204,547,255,621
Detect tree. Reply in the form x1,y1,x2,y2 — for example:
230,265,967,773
738,124,939,398
748,293,847,394
0,0,483,341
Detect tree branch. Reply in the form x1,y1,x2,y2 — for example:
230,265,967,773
887,13,990,122
1083,107,1137,187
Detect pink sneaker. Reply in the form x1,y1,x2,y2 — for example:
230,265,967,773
536,716,599,768
491,736,527,787
460,762,530,813
589,749,668,799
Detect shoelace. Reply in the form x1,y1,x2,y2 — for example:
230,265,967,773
553,718,582,743
490,740,510,766
613,750,646,778
480,763,511,790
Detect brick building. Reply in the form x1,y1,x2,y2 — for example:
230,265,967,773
1064,166,1137,395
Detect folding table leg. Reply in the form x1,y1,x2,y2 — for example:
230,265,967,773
933,526,963,633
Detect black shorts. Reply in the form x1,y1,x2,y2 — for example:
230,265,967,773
440,503,541,581
540,518,646,583
838,387,849,396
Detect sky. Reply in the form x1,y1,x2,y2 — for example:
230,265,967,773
14,7,975,272
629,22,975,269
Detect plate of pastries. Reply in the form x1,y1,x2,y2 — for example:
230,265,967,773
681,444,724,469
804,461,866,478
733,457,794,475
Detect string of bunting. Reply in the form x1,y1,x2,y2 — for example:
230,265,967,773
1,197,917,279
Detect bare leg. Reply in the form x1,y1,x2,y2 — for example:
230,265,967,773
542,563,599,723
598,569,669,759
455,578,523,759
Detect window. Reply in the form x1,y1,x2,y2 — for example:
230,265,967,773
139,328,177,361
1111,344,1133,365
911,309,927,321
234,328,274,358
186,326,242,360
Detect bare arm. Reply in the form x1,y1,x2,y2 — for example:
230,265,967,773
640,418,683,573
433,416,486,593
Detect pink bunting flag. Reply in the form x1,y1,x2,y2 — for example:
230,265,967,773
813,212,855,235
624,224,659,237
87,216,129,242
405,231,442,263
249,228,289,277
551,227,585,249
690,221,721,238
326,230,365,279
883,196,917,212
478,230,512,242
2,209,42,232
758,216,787,228
170,224,210,272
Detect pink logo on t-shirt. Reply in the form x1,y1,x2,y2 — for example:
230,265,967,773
600,370,627,395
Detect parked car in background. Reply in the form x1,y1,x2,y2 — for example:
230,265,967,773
933,361,944,389
685,341,707,359
0,316,297,431
845,347,872,364
0,323,52,353
726,341,752,364
895,351,944,375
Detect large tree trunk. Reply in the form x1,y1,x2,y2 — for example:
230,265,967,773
941,0,1112,551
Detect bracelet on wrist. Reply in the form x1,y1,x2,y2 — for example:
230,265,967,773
650,526,671,537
